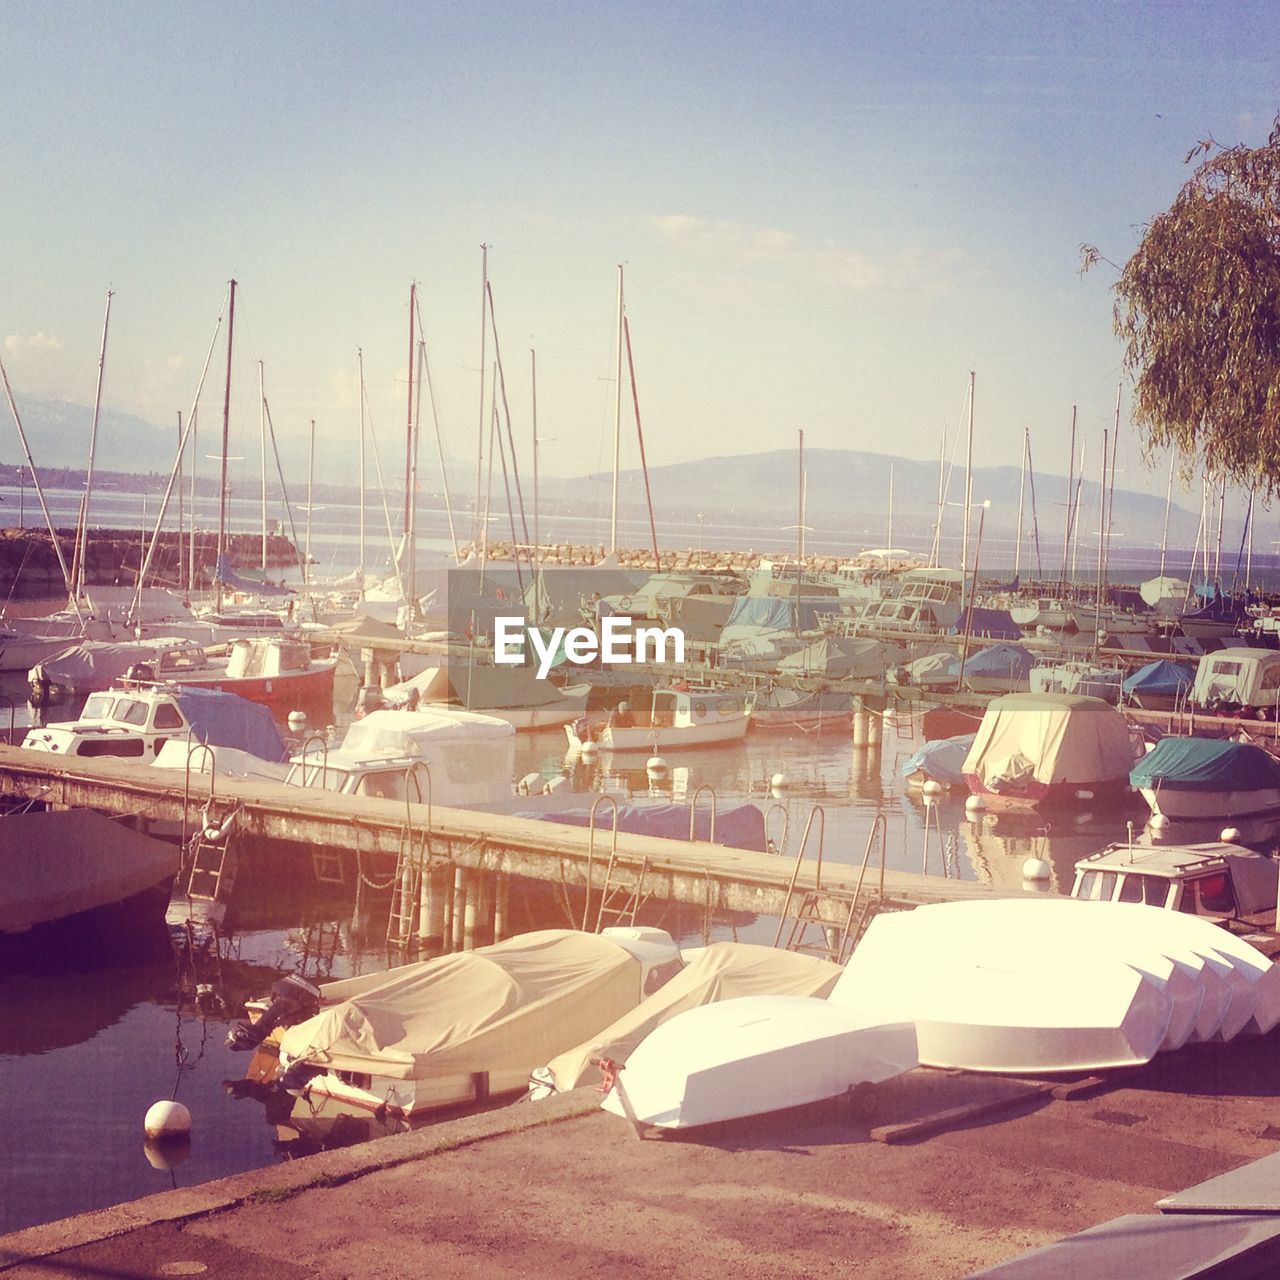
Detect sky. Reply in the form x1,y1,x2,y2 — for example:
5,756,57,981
2,0,1278,505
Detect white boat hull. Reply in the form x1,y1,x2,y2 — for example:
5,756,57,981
567,716,749,753
602,995,916,1129
1140,786,1280,822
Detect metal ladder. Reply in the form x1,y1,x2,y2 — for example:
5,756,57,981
386,765,435,949
594,852,652,931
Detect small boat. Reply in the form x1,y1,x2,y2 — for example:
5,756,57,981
1190,647,1280,717
390,662,591,732
566,686,751,753
748,687,851,731
901,733,976,791
1121,659,1196,711
600,996,917,1130
831,905,1175,1073
284,707,515,808
272,927,683,1117
21,682,289,765
1030,659,1125,703
181,635,337,713
1131,738,1280,822
0,808,178,957
962,692,1139,809
533,941,844,1095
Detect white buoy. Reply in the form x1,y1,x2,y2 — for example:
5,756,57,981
964,794,987,812
922,779,943,796
771,772,789,791
517,772,542,796
646,755,669,778
1022,857,1051,881
1150,812,1169,830
144,1100,192,1140
1221,826,1243,843
287,710,307,732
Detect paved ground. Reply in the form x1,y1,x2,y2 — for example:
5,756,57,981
4,1034,1280,1280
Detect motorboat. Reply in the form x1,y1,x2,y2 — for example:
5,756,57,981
386,662,590,732
181,635,337,712
0,808,178,954
1122,659,1196,711
901,733,976,791
962,692,1139,809
532,941,844,1096
284,707,515,808
600,996,917,1130
1190,647,1280,717
748,687,851,731
566,686,752,753
1130,738,1280,822
21,682,288,765
1030,659,1125,704
902,643,1033,695
267,927,684,1117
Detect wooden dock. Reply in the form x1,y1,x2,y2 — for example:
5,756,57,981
0,745,999,932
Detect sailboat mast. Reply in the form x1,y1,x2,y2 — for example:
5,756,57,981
932,425,945,568
404,282,416,535
886,462,894,554
74,288,113,604
1094,427,1108,647
176,411,183,593
962,371,974,576
216,277,237,610
1214,473,1227,584
187,408,197,600
358,347,366,592
797,429,806,564
610,263,624,558
475,245,488,548
305,418,315,591
1158,448,1175,579
531,347,540,617
259,360,268,571
1014,428,1027,581
1060,406,1076,586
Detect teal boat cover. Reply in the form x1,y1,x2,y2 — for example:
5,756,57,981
1130,737,1280,793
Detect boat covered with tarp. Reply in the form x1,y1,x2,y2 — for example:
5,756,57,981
1131,737,1280,821
903,643,1033,693
1122,659,1196,710
535,941,844,1095
276,927,683,1116
962,692,1138,807
503,801,768,851
901,733,976,789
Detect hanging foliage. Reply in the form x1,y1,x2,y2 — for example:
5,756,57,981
1098,116,1280,495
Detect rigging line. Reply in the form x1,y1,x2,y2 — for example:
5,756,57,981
411,295,461,561
1024,431,1044,579
622,314,661,569
129,284,229,623
262,395,310,614
491,379,526,601
484,281,532,552
361,379,406,593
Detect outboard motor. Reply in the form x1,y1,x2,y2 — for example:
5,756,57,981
225,973,321,1051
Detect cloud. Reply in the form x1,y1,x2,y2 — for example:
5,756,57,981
646,214,963,296
4,331,65,355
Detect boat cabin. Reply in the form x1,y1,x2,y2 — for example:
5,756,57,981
285,752,435,802
226,637,313,679
649,688,745,729
1072,842,1279,925
1190,647,1280,715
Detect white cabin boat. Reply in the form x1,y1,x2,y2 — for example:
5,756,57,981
1190,648,1280,717
600,996,917,1130
275,927,683,1116
566,687,751,753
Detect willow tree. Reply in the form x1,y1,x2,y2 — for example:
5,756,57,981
1093,117,1280,494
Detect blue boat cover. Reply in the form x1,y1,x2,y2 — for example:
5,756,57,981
513,802,767,851
950,608,1022,640
901,733,977,786
173,687,288,762
1122,659,1196,698
1130,737,1280,793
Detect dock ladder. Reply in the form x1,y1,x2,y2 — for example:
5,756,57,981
586,796,652,932
386,766,435,949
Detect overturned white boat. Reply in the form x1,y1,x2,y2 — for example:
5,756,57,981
276,927,682,1116
831,898,1279,1073
601,995,917,1130
534,941,845,1095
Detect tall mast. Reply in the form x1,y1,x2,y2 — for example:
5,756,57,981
358,347,366,593
797,429,806,564
1060,405,1076,586
531,347,540,617
1214,472,1227,584
258,360,268,571
1094,427,1108,648
1014,428,1027,581
215,277,237,610
1070,439,1087,582
932,424,946,567
404,282,416,535
610,263,624,558
73,288,113,604
305,418,315,591
475,245,488,547
176,411,183,593
961,371,974,576
1158,448,1176,579
187,408,197,600
886,462,895,554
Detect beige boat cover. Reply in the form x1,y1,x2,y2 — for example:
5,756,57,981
962,692,1136,787
0,809,177,934
544,941,844,1092
279,929,643,1081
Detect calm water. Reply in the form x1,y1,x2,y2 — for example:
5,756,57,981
0,691,1169,1236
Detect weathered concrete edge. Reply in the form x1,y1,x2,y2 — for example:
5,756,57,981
0,1088,602,1271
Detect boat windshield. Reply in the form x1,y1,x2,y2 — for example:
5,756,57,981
1115,873,1172,907
286,763,352,792
82,694,116,721
112,699,149,726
